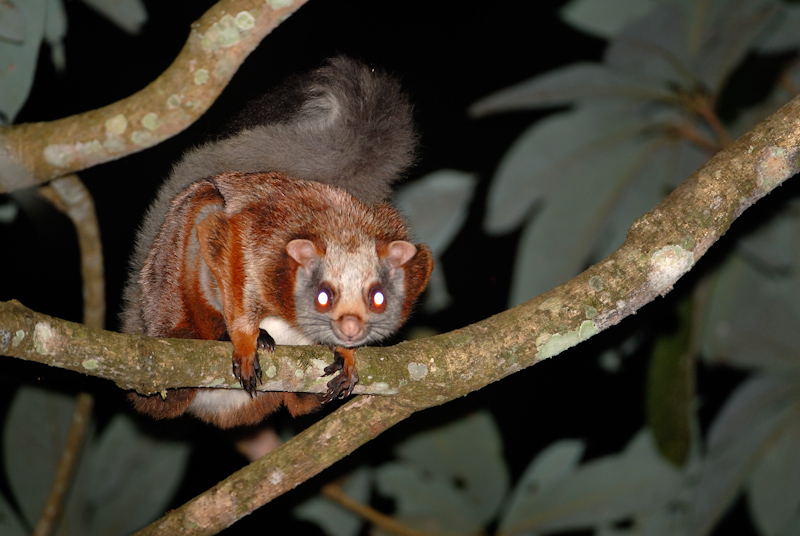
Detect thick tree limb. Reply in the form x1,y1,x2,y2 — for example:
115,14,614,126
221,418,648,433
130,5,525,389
0,0,309,192
2,92,799,534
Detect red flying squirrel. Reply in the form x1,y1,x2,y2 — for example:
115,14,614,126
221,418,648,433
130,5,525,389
120,57,433,428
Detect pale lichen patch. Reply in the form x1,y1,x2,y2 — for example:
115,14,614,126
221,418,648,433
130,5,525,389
235,11,255,29
167,94,182,109
201,14,241,50
33,322,54,354
647,245,694,295
131,130,155,147
407,362,429,381
82,359,99,370
142,113,160,131
105,114,128,136
103,137,125,153
268,0,294,8
589,276,604,291
44,140,104,168
265,364,277,378
537,320,598,360
757,146,797,192
193,69,209,85
268,468,285,485
12,329,24,348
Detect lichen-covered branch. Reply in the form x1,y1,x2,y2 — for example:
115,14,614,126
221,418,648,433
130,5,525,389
3,83,800,536
137,395,414,536
0,0,309,192
2,94,800,419
0,300,400,397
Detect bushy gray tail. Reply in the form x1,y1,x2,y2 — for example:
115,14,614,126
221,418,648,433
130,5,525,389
172,56,416,205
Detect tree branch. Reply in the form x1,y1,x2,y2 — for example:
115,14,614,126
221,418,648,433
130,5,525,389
39,175,105,328
2,91,800,534
33,175,102,536
0,0,309,192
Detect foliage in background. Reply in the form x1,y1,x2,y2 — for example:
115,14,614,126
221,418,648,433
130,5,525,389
1,386,189,535
0,0,146,124
3,0,800,534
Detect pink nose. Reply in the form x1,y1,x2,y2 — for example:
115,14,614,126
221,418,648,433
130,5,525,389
338,315,364,340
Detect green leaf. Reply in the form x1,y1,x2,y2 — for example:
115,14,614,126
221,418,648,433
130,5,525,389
395,411,508,524
755,4,800,53
746,407,800,536
590,137,687,261
498,429,682,535
294,468,370,536
3,385,78,527
395,169,477,312
500,439,585,530
375,463,482,536
80,0,147,34
560,0,657,38
695,204,800,372
507,119,656,305
375,411,509,534
395,170,477,255
0,1,25,43
689,0,780,92
0,493,26,536
469,63,671,117
0,0,46,123
604,4,692,88
68,414,189,536
686,374,800,535
484,104,648,235
646,299,694,468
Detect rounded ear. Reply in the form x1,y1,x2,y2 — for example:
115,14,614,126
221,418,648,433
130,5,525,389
286,239,322,268
383,240,418,270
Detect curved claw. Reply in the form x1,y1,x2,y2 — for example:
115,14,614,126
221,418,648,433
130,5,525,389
232,356,260,396
231,329,274,397
321,348,359,403
257,329,276,351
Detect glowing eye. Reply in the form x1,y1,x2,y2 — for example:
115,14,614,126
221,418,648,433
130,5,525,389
369,284,386,313
315,283,334,312
373,291,385,307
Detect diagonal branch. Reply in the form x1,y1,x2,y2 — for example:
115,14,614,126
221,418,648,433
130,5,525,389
0,0,309,193
2,92,800,535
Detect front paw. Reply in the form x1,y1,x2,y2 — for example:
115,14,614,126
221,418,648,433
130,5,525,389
257,328,276,351
321,348,359,403
231,329,275,396
232,353,262,396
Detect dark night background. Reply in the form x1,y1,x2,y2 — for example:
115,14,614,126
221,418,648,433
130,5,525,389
0,1,754,534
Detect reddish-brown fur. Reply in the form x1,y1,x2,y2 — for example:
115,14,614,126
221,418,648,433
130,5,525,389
129,171,433,428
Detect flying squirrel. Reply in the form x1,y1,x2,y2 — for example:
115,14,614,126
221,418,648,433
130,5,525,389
120,57,433,428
